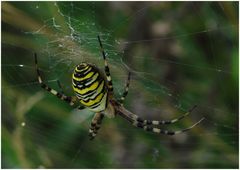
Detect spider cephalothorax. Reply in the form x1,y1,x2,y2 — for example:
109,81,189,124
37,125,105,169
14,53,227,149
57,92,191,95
35,35,204,140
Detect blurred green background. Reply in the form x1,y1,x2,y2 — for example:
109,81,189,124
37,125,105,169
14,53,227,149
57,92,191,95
2,1,238,168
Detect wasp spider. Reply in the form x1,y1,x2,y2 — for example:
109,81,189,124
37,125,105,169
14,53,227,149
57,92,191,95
34,35,204,140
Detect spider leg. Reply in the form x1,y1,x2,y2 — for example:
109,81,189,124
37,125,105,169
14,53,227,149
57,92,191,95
34,53,75,106
134,117,205,135
97,35,113,94
89,112,104,140
57,80,81,105
137,105,198,126
118,72,131,104
94,113,104,135
117,106,204,136
117,104,197,126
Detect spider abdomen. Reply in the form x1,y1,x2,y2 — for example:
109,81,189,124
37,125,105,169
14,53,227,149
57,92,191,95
72,63,108,112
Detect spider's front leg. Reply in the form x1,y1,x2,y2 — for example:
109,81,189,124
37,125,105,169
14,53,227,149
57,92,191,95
89,112,105,140
97,35,114,95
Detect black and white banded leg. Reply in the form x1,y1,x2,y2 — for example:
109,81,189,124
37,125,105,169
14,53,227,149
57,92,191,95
118,72,131,104
119,105,198,126
133,117,205,135
117,105,204,136
35,53,75,106
57,79,81,106
97,35,114,94
89,112,104,140
138,105,198,126
93,113,104,136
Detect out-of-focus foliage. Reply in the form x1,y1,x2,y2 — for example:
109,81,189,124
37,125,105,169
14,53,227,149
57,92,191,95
2,1,238,168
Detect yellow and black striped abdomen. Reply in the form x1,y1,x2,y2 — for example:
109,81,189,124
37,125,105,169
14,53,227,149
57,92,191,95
72,63,108,112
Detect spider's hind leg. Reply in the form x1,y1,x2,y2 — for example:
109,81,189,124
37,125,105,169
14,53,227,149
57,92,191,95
138,105,198,126
133,117,205,135
117,105,204,136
